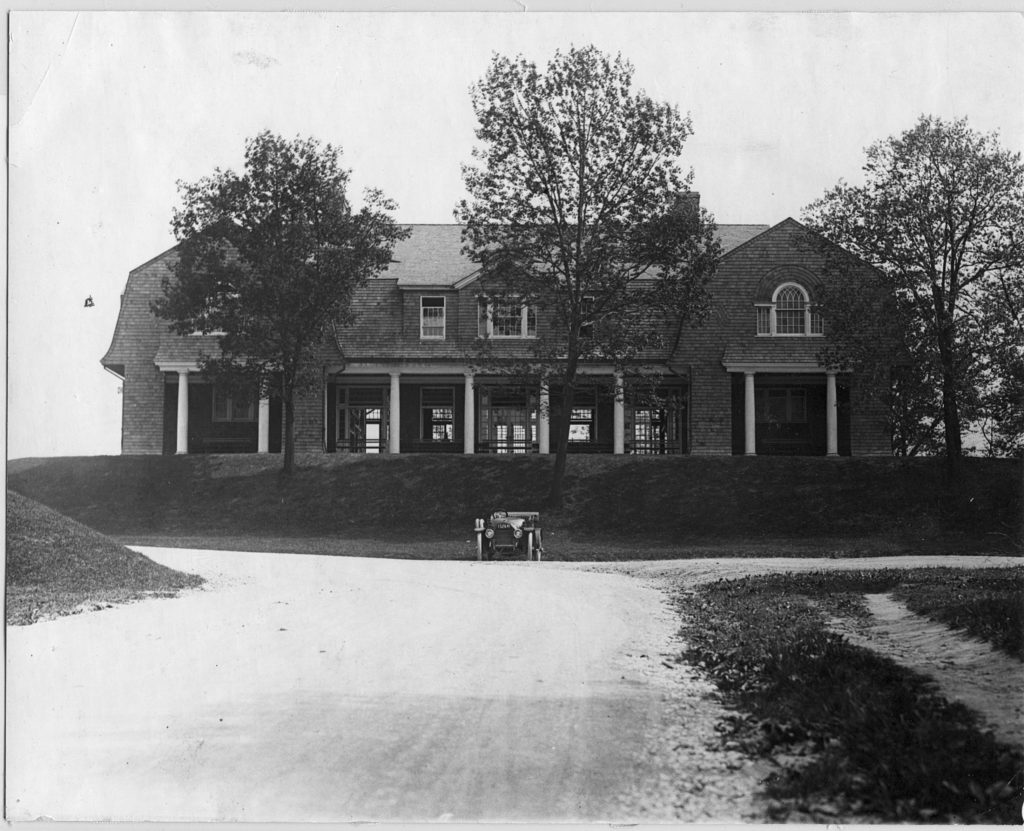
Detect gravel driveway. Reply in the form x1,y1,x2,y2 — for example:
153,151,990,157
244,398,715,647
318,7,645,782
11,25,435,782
5,548,762,822
7,549,1018,822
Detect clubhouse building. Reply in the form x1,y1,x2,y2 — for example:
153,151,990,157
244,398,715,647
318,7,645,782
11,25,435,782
102,212,890,458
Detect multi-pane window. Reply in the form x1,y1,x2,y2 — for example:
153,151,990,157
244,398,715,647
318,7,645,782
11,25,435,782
630,388,686,455
775,286,806,334
756,305,771,335
478,387,537,453
421,387,455,442
755,283,823,336
478,298,537,338
755,388,808,424
491,302,523,337
420,297,445,339
568,408,595,443
212,387,255,422
565,388,597,444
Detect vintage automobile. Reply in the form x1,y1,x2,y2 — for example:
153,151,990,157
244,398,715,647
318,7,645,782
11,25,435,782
475,510,544,561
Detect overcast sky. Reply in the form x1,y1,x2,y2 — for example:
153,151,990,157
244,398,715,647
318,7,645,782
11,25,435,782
8,10,1024,458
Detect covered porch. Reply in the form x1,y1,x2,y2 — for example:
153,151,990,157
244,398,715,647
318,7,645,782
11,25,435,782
725,360,850,456
327,362,690,456
158,363,281,455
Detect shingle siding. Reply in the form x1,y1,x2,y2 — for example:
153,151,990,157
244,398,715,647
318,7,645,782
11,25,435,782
292,387,324,453
104,250,178,454
690,368,734,454
673,219,890,456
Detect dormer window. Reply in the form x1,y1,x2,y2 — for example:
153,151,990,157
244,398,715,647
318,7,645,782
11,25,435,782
756,283,823,336
420,296,446,339
478,298,537,338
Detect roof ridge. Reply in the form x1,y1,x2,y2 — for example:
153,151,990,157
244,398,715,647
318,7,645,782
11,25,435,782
396,221,768,226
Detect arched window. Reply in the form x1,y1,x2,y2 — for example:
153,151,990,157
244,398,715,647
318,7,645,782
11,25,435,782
775,286,806,334
756,282,823,336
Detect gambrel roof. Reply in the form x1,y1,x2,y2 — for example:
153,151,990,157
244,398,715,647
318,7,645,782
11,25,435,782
102,222,775,374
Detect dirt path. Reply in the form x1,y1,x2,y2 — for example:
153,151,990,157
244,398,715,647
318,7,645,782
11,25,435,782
6,548,764,823
827,593,1024,749
563,555,1023,755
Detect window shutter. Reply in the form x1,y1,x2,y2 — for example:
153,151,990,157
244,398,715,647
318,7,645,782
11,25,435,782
478,298,489,338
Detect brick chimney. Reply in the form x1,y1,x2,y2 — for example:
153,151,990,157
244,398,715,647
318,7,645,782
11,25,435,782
673,191,700,219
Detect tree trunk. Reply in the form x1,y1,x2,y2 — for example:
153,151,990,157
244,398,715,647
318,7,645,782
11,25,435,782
282,381,295,476
547,359,579,509
935,318,963,481
941,370,962,480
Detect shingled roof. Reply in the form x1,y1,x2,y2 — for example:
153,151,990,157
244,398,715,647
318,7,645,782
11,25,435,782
383,224,769,287
721,339,825,367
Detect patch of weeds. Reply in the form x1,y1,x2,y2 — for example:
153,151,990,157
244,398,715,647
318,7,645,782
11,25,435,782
677,573,1024,823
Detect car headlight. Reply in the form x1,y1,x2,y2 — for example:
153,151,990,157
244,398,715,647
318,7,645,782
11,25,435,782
484,528,495,539
513,528,523,539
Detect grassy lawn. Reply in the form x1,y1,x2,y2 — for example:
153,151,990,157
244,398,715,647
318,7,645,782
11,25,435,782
6,490,204,625
675,568,1024,823
7,454,1021,556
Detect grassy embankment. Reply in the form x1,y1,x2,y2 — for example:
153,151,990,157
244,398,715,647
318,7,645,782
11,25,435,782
7,454,1021,558
6,490,204,625
677,567,1024,824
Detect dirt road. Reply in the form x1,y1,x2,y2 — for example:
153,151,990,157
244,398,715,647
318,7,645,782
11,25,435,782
5,549,760,822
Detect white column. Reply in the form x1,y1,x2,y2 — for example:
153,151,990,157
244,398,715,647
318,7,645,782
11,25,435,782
258,397,270,453
463,372,475,455
538,382,550,455
826,371,839,457
613,372,625,455
744,371,756,456
389,372,401,454
175,369,189,455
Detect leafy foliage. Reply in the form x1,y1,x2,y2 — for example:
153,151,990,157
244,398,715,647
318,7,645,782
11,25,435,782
803,116,1024,467
152,132,409,472
678,569,1024,822
457,46,720,505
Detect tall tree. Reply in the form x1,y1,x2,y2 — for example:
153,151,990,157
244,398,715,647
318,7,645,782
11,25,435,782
803,115,1024,475
457,46,720,507
153,131,409,473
